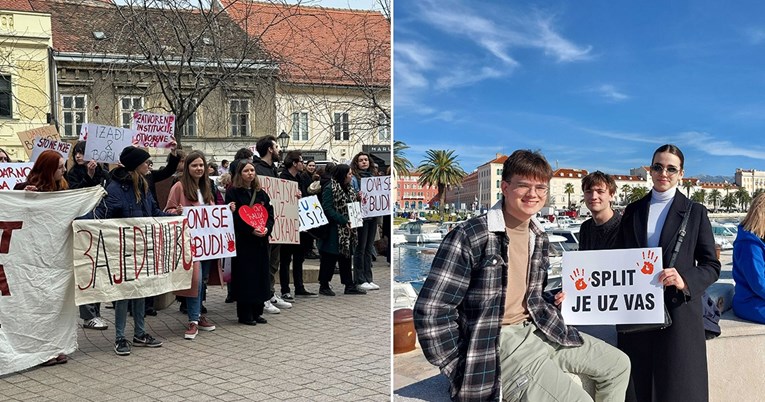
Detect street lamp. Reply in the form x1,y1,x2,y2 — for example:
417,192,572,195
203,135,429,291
277,130,290,151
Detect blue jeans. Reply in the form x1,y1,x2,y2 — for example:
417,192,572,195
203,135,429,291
115,298,145,341
185,263,208,322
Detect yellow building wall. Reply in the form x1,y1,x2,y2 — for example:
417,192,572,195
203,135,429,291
0,11,52,161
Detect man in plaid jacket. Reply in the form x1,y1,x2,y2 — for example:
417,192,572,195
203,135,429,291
413,150,630,401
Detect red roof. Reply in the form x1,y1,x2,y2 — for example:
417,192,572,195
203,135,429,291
0,0,34,11
553,168,589,178
221,0,390,87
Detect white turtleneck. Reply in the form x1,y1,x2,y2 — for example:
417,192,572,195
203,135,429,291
647,186,677,247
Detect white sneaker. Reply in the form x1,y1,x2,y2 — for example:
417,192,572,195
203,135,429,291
271,295,292,309
358,282,375,291
83,317,108,330
368,282,381,290
263,300,281,314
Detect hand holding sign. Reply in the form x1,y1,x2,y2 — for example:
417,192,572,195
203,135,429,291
239,203,268,233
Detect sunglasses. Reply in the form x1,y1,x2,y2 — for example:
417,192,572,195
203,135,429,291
650,164,680,176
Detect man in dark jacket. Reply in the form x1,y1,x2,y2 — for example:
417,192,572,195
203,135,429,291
278,151,317,300
253,135,292,313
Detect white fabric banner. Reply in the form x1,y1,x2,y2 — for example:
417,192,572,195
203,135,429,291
298,195,328,231
0,163,34,191
0,186,105,376
71,216,194,306
561,248,665,325
360,176,391,218
260,176,300,244
185,205,237,261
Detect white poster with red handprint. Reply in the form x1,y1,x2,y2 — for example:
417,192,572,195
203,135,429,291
359,176,391,218
184,205,237,261
561,247,665,325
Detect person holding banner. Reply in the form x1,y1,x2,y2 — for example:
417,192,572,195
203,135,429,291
614,144,720,402
733,192,765,324
66,141,110,331
318,164,367,296
225,161,274,325
165,151,223,339
350,152,380,291
16,149,71,366
14,149,68,192
90,146,173,355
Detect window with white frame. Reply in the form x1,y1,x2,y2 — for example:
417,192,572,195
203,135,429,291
230,99,249,136
61,95,87,137
0,75,11,118
181,99,198,137
120,96,143,128
333,112,349,141
378,113,390,141
292,111,308,141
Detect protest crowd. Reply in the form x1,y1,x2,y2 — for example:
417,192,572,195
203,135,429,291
0,125,391,375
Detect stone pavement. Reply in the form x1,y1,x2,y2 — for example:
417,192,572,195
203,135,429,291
0,260,392,402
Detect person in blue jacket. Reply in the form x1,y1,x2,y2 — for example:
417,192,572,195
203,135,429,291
733,192,765,324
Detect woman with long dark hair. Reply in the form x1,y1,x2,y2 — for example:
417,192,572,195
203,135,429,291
614,144,720,401
350,152,380,291
318,164,366,296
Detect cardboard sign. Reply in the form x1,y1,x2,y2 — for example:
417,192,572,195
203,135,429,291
0,186,105,376
360,176,391,218
298,195,328,231
82,123,135,164
71,216,194,306
0,163,34,190
348,201,363,228
30,135,72,162
561,248,665,325
131,111,176,148
185,205,236,262
16,125,59,158
238,204,268,232
260,176,300,244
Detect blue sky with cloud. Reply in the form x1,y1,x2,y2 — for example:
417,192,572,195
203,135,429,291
394,0,765,177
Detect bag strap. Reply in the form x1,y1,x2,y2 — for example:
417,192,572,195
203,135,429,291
249,188,257,206
668,199,693,267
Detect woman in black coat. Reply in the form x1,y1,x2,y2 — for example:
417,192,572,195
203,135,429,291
225,161,274,325
614,144,720,402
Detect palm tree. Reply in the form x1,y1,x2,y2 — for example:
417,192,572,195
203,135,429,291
691,189,706,204
754,188,765,201
735,187,751,211
620,184,632,205
708,189,722,211
721,193,736,212
393,140,414,177
628,186,650,203
564,183,575,208
417,150,466,220
682,179,694,198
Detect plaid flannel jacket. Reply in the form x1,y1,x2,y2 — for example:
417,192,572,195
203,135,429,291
413,201,583,401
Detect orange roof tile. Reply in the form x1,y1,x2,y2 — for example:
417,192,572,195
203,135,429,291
221,0,389,87
553,168,589,178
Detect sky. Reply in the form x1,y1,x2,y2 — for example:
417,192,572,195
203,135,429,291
394,0,765,178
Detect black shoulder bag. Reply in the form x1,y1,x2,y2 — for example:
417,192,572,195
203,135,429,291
617,199,693,334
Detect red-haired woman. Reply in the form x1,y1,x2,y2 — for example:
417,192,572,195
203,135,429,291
15,149,69,366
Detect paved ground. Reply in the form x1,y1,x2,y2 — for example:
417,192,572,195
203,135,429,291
0,260,391,402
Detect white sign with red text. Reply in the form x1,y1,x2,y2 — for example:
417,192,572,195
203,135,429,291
360,176,391,218
0,163,34,190
131,111,176,148
184,205,237,261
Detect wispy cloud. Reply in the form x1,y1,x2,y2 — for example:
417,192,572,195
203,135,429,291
576,127,665,144
744,27,765,45
589,84,630,102
435,66,504,90
679,131,765,160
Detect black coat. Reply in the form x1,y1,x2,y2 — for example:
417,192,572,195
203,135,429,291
66,163,109,189
225,187,274,304
614,190,720,402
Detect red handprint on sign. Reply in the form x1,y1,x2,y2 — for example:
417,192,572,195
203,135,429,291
226,233,236,252
637,250,659,275
569,268,589,291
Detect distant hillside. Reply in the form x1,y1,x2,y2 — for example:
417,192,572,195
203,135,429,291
694,174,734,184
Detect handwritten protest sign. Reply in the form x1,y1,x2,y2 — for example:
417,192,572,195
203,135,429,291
79,124,88,141
298,195,328,231
0,162,33,190
131,111,176,148
348,201,363,228
72,216,194,306
360,176,391,218
0,186,105,375
30,135,72,162
260,176,300,244
561,248,665,325
83,123,135,164
17,125,59,158
185,205,236,261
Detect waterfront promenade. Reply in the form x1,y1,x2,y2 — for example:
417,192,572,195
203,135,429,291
0,261,391,401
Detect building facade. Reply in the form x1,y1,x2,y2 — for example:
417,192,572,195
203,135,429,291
395,172,438,211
